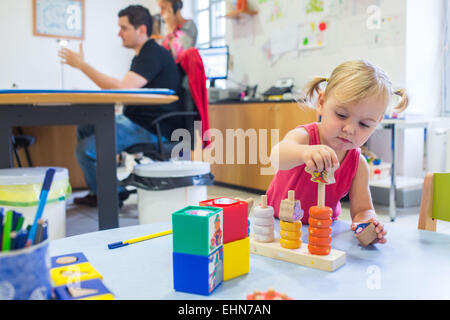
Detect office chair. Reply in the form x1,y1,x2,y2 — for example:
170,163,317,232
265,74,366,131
125,48,209,162
12,127,36,167
418,172,450,231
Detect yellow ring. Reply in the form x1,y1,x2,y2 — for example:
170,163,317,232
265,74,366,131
280,238,301,249
280,220,302,231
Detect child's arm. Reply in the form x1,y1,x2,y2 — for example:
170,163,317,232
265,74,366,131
270,128,339,171
349,155,387,244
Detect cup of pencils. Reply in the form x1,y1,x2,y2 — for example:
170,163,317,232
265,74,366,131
0,168,56,300
0,209,51,300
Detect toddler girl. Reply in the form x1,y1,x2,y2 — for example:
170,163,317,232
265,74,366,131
267,60,409,245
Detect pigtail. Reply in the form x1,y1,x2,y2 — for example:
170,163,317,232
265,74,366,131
304,77,328,102
393,88,409,113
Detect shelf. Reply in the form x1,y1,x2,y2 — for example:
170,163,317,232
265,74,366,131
225,9,258,19
369,176,424,189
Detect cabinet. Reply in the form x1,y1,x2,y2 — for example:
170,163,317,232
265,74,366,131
16,126,87,189
207,102,317,191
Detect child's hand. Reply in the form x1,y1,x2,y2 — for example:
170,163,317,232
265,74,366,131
351,218,387,244
303,144,339,172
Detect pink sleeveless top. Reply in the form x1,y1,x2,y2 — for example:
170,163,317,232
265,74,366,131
267,122,361,223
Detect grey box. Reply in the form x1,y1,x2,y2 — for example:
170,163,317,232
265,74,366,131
369,185,423,208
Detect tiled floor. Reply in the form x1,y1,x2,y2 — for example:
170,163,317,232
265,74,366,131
65,184,450,238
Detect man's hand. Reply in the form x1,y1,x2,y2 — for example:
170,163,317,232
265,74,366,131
58,43,85,69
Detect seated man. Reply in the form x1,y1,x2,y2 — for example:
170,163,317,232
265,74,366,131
59,5,182,207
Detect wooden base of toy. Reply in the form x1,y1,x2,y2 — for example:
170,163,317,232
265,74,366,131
250,237,346,272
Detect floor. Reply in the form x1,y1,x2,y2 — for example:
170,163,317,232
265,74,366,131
65,184,450,238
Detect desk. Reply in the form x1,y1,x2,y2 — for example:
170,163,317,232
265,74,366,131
0,92,178,230
378,119,430,222
50,219,450,299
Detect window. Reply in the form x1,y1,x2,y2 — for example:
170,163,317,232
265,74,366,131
193,0,227,48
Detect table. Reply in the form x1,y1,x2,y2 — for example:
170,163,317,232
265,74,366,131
378,118,430,222
49,218,450,299
0,92,178,230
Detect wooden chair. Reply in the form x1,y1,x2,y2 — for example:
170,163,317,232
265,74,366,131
418,172,450,231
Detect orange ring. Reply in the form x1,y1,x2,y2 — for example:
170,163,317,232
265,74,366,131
309,206,333,219
308,244,331,255
280,220,302,231
308,235,332,246
308,226,332,237
280,238,301,249
280,230,301,240
308,217,332,228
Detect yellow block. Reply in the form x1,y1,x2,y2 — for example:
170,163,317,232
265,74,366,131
223,237,250,281
81,293,115,300
50,262,103,286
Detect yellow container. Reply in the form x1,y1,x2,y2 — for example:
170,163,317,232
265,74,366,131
223,237,249,281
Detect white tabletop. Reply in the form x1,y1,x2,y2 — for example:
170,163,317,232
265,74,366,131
49,219,450,300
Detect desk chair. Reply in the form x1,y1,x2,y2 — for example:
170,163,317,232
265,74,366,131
125,48,208,162
125,71,199,161
418,172,450,231
12,127,36,167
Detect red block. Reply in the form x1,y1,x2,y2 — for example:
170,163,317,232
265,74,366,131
199,197,248,244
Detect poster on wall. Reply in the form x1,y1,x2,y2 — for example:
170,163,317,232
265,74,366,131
33,0,84,39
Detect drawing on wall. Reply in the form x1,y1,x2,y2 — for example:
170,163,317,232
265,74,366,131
298,20,328,50
305,0,324,14
33,0,84,39
269,0,283,22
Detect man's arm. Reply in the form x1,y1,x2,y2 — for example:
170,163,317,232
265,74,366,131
58,44,148,89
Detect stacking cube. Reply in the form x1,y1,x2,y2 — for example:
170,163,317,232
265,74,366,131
223,237,249,280
173,247,223,295
199,197,248,244
172,206,223,256
172,206,224,295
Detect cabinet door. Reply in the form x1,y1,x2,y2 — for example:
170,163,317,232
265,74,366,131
206,102,317,191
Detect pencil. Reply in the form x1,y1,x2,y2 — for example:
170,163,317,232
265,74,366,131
26,168,55,246
35,219,44,244
108,229,172,249
2,210,13,252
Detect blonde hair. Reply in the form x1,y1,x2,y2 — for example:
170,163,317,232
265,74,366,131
305,60,408,113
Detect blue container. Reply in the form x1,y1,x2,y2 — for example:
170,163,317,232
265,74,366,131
0,240,51,300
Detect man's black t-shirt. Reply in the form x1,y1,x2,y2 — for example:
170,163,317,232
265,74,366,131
124,39,182,138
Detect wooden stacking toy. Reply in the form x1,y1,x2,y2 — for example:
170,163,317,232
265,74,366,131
278,190,303,249
305,166,337,256
252,195,275,243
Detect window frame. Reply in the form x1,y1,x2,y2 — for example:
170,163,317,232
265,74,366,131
192,0,226,48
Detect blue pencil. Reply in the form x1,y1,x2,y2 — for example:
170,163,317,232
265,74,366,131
26,168,56,247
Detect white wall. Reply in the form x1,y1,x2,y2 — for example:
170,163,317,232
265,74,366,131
0,0,158,90
223,0,448,177
225,0,406,94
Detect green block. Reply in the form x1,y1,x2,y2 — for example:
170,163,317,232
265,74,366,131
172,206,223,256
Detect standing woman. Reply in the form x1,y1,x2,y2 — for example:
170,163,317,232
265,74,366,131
157,0,198,61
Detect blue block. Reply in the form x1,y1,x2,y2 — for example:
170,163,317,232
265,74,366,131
173,247,223,296
54,278,113,300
